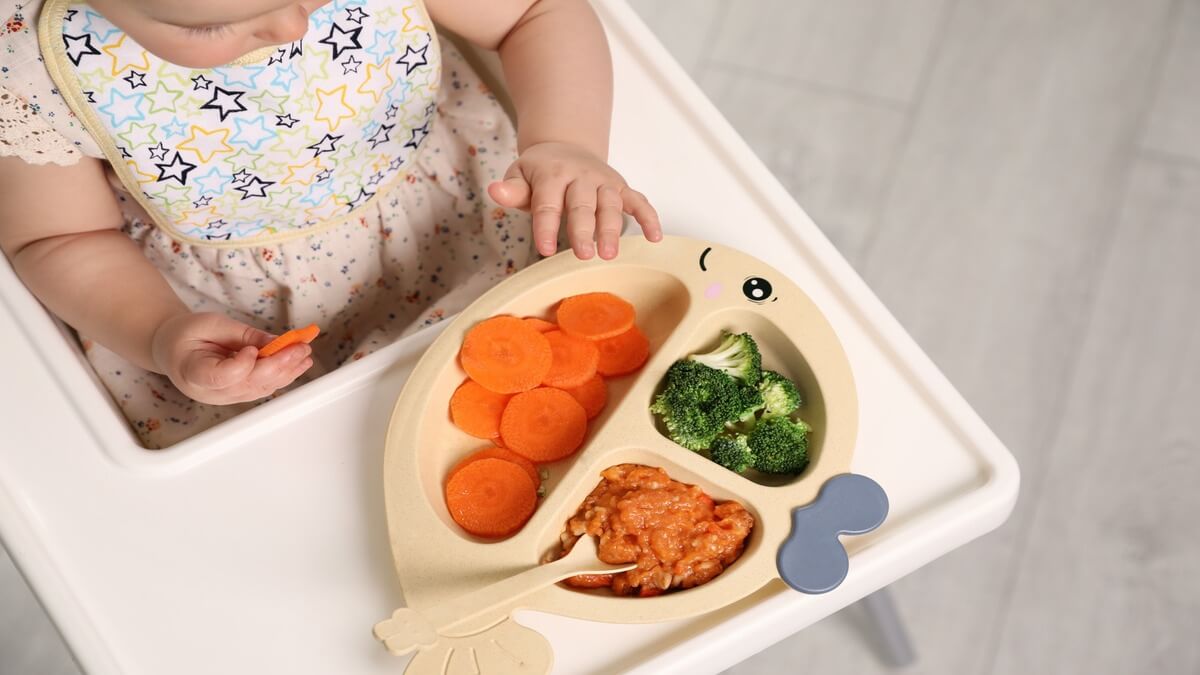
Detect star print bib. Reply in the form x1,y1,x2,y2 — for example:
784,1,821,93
37,0,439,246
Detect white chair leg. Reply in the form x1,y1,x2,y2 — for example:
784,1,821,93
858,587,916,667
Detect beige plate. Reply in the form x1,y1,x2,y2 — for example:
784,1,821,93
380,235,858,668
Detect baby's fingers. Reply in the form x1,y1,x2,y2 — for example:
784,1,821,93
565,180,600,259
245,344,313,395
621,187,663,243
530,178,569,257
595,185,625,260
181,345,258,390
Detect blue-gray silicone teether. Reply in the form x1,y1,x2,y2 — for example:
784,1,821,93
777,473,888,594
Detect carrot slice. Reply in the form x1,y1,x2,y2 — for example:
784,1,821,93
561,374,607,420
258,323,320,358
500,387,588,462
445,458,537,538
556,292,636,340
448,446,540,489
524,317,557,333
449,380,513,439
594,326,650,377
541,330,600,389
459,316,552,394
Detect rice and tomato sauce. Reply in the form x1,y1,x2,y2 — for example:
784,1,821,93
556,464,754,596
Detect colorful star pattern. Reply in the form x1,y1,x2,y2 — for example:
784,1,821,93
59,1,438,245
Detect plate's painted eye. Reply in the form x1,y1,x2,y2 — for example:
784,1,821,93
742,277,773,303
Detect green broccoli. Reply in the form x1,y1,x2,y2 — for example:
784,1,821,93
758,370,802,418
748,416,812,474
687,331,762,386
710,434,754,473
650,360,749,450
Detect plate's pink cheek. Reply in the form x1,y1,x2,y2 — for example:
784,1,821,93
704,282,722,299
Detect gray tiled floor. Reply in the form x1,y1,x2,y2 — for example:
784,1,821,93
3,1,1198,673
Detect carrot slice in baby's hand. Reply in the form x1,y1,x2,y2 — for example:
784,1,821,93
445,457,538,538
594,326,650,377
449,380,513,439
500,387,588,462
541,330,600,389
523,317,557,333
448,446,540,489
459,316,552,394
561,374,607,420
556,292,636,340
257,323,320,358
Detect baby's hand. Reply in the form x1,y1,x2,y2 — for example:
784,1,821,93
487,142,662,260
151,312,314,405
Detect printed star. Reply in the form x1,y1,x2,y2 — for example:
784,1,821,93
125,159,158,184
192,74,213,90
366,29,396,63
404,121,430,149
275,114,299,128
85,91,97,103
313,85,355,131
144,80,183,114
341,54,363,74
178,125,233,162
81,9,121,43
388,157,404,172
347,187,374,210
235,175,275,199
222,144,267,172
221,65,266,89
205,219,229,230
178,205,219,228
162,118,189,139
65,9,77,20
271,65,299,91
289,41,304,58
367,171,385,186
62,33,100,66
231,168,252,184
318,23,362,60
314,168,333,182
400,6,429,32
98,87,147,127
118,145,132,159
424,102,437,117
148,142,169,161
268,185,303,210
306,133,343,157
366,123,394,150
193,195,213,208
281,156,324,186
345,7,368,24
356,60,394,103
101,35,150,76
230,116,276,151
269,48,286,65
154,152,197,185
299,178,335,206
394,43,429,75
77,67,108,93
192,166,230,194
249,88,288,115
152,182,192,207
384,102,398,120
205,232,233,241
122,70,147,88
200,86,248,121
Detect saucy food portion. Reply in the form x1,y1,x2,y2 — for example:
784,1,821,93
555,464,754,596
443,292,650,539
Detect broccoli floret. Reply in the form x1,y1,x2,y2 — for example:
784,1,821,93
650,360,748,450
758,370,802,418
748,416,812,474
730,384,765,425
687,331,762,386
710,434,754,473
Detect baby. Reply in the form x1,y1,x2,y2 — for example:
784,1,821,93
0,0,660,446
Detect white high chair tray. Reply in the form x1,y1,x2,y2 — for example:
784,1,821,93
0,2,1018,674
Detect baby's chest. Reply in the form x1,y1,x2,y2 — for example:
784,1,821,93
51,0,440,245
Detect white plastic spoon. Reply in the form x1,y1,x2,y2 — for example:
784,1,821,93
374,536,635,655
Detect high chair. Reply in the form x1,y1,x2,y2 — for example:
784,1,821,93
0,1,1017,672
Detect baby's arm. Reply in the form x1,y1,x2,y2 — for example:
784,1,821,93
0,156,312,404
425,0,662,259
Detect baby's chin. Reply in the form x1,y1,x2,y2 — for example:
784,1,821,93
147,44,280,70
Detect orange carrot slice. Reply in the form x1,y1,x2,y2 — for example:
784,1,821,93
541,330,600,389
459,316,552,394
449,380,513,439
556,292,636,340
561,374,607,420
258,323,320,358
445,458,537,538
524,317,557,333
448,446,540,489
500,387,588,462
594,326,650,377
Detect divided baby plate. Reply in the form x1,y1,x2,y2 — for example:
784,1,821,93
377,236,886,674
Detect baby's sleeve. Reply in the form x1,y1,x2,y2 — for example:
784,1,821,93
0,85,82,165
